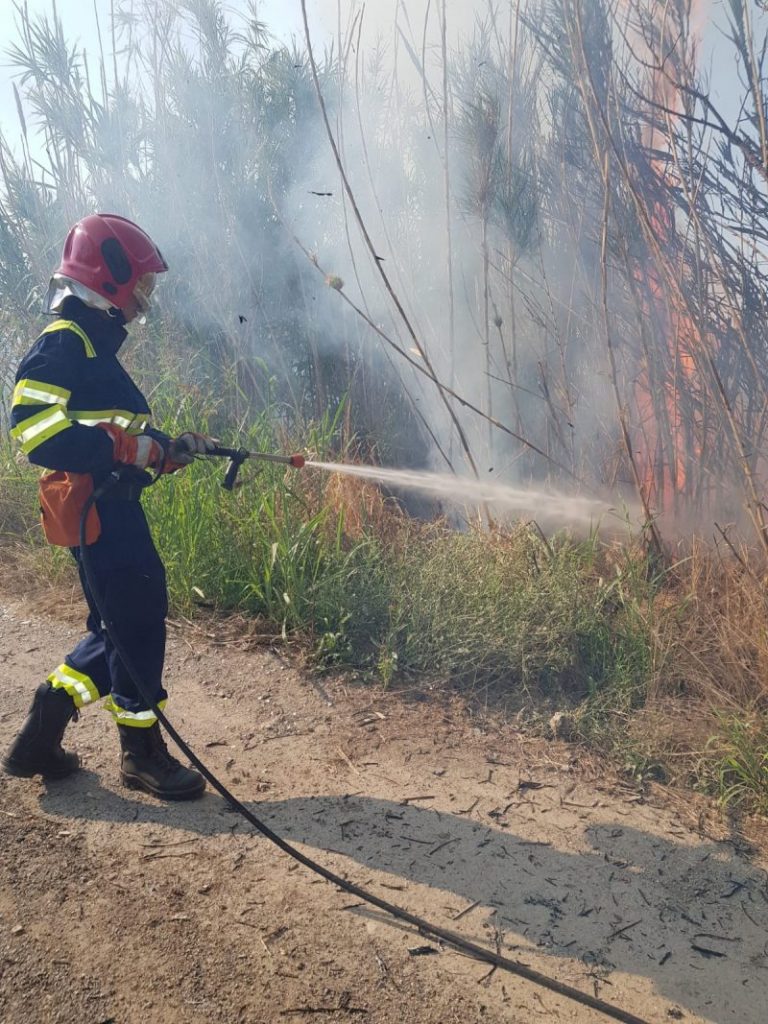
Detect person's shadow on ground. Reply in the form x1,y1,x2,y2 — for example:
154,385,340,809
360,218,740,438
39,771,768,1024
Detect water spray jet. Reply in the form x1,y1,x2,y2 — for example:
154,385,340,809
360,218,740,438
304,460,632,528
207,446,633,528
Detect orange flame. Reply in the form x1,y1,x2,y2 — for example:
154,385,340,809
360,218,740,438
628,0,708,515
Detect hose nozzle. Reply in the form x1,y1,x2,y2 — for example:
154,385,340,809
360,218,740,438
208,445,306,489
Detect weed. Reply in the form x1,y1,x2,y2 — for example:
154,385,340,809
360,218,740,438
704,715,768,815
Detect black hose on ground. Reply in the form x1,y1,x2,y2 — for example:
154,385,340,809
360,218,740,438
80,474,652,1024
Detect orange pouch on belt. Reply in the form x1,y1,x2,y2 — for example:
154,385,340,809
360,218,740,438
38,471,101,547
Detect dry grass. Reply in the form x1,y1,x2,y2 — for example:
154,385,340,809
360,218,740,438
597,545,768,808
320,471,404,543
653,548,768,711
0,540,80,619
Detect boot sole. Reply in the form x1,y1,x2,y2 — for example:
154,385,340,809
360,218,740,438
121,772,206,801
1,756,79,780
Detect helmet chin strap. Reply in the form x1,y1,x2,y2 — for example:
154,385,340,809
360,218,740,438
105,306,127,324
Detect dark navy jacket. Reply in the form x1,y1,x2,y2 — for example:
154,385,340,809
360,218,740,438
10,297,166,481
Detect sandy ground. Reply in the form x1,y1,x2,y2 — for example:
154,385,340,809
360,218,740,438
1,589,768,1024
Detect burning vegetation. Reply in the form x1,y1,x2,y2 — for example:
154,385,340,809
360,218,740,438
3,0,768,811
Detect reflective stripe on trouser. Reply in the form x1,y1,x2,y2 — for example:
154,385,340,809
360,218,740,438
48,663,100,709
104,697,167,728
64,498,169,719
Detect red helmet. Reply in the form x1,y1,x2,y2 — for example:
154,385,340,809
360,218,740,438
54,213,168,313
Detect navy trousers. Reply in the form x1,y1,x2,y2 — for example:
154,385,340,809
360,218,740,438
47,498,169,725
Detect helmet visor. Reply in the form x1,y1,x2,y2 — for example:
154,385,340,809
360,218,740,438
133,272,157,314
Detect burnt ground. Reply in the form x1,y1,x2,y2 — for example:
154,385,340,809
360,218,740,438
1,588,767,1024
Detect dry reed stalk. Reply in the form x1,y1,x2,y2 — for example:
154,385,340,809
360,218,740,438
597,132,665,556
283,215,580,480
563,0,768,553
300,0,483,481
440,0,457,426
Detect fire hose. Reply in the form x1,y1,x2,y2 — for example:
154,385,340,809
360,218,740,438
78,449,652,1024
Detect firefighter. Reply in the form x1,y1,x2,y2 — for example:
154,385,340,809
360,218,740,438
2,214,214,800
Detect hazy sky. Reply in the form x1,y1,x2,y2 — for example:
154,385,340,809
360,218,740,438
0,0,309,146
0,0,750,151
0,0,463,153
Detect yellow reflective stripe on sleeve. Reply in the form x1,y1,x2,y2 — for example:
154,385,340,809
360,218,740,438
10,406,71,453
128,415,151,436
12,378,71,408
67,411,152,434
104,698,167,728
68,409,135,430
41,319,96,358
48,664,100,708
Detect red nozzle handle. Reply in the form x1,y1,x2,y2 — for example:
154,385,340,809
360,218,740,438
289,454,305,469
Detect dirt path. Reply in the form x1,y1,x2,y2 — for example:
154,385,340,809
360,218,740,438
1,592,767,1024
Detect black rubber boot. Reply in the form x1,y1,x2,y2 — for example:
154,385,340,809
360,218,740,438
2,683,80,779
118,723,205,800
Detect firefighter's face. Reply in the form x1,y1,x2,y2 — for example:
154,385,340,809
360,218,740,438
123,273,157,323
122,295,141,323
